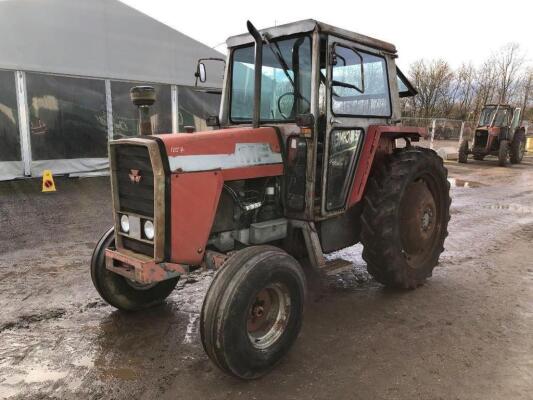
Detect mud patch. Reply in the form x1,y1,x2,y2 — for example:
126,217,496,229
0,309,66,333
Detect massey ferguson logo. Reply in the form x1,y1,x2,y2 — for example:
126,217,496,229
128,169,142,183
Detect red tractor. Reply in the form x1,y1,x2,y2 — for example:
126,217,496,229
458,104,526,166
91,20,451,379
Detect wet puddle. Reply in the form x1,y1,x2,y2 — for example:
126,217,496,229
483,203,533,214
448,178,486,188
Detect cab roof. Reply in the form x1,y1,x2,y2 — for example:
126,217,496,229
226,19,397,54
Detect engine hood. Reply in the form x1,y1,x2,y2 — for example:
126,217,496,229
153,127,282,174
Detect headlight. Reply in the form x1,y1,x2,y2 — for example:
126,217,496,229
120,214,130,233
143,220,154,240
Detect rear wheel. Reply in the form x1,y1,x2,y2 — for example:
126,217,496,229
458,140,468,163
200,246,306,379
498,140,509,166
510,130,526,164
361,147,451,289
91,228,178,311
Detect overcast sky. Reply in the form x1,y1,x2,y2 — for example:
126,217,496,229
121,0,531,71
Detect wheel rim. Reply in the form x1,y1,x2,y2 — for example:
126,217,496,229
125,279,157,290
247,282,291,349
399,178,440,268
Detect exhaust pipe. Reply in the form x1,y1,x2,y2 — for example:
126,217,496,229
130,86,156,135
246,21,262,129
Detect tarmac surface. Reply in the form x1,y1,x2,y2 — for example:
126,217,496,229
0,154,532,399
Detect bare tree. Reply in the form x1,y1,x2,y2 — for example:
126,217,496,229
518,67,533,121
472,58,498,116
494,43,525,103
408,59,453,118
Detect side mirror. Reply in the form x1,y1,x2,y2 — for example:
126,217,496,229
195,62,207,84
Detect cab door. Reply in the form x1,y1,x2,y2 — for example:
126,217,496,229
320,35,393,216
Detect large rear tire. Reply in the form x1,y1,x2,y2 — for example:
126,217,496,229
361,147,451,289
498,140,509,166
510,130,526,164
91,228,178,311
200,245,306,379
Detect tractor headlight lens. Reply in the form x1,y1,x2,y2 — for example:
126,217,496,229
143,220,154,240
120,214,130,233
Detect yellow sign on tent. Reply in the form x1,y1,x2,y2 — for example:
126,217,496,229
42,170,56,193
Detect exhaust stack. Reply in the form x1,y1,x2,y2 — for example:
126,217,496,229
130,86,156,135
246,21,263,129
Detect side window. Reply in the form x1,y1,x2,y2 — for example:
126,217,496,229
326,129,363,210
331,45,364,93
396,67,417,98
331,45,391,117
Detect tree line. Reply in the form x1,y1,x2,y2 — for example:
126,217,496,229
402,43,533,122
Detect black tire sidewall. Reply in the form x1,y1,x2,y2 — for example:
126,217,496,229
395,152,449,280
202,247,306,379
510,132,525,164
91,228,178,311
498,140,509,166
361,147,450,288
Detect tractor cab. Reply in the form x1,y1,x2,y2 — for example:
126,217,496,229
199,20,418,220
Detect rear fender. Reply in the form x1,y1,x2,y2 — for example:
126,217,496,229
347,125,427,207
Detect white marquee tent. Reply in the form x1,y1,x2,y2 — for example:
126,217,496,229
0,0,224,180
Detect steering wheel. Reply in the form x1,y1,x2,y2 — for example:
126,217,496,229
277,92,310,120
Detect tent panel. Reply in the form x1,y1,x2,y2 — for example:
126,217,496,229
30,158,109,177
25,73,108,161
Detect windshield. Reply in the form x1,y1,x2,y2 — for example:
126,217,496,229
230,35,312,122
478,107,510,127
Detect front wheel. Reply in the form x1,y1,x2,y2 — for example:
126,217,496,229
361,147,451,289
200,246,306,379
91,228,178,311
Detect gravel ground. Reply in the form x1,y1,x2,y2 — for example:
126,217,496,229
0,155,532,400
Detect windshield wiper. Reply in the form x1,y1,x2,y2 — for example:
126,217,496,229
263,35,306,102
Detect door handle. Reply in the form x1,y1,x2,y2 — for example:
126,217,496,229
330,117,341,125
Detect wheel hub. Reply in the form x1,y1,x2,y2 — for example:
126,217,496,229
421,208,434,231
247,283,291,349
400,179,439,267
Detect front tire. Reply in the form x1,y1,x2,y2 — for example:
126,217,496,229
200,246,306,379
361,147,451,289
91,228,178,311
498,140,509,166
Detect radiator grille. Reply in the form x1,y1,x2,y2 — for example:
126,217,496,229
115,145,154,218
473,130,488,150
113,144,155,257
